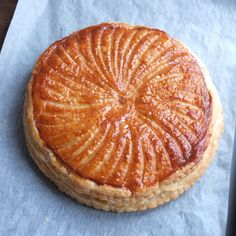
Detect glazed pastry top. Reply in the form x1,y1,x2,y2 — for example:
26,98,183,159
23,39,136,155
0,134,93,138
31,23,212,191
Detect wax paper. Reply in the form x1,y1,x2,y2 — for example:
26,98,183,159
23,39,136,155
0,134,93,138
0,0,236,235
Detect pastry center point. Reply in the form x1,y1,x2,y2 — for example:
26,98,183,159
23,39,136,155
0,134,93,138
118,96,126,105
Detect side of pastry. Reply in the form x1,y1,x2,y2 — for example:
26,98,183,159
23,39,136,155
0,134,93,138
23,23,224,212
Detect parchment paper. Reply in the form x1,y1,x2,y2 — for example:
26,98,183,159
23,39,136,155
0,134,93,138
0,0,236,235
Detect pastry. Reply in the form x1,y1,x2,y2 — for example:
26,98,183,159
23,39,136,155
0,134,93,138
23,23,224,212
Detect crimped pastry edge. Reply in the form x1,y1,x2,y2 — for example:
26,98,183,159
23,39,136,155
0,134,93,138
23,24,224,212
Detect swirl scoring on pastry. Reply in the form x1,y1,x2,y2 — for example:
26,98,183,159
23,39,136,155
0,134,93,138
31,23,212,191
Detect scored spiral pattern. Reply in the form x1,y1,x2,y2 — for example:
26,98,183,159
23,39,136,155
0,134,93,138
32,23,212,191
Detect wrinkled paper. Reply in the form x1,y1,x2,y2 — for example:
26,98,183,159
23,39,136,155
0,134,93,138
0,0,236,235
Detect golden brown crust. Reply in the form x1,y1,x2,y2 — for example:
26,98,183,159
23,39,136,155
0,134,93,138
23,23,223,212
30,22,213,191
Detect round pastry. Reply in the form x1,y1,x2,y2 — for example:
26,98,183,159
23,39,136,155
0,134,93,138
24,23,223,212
